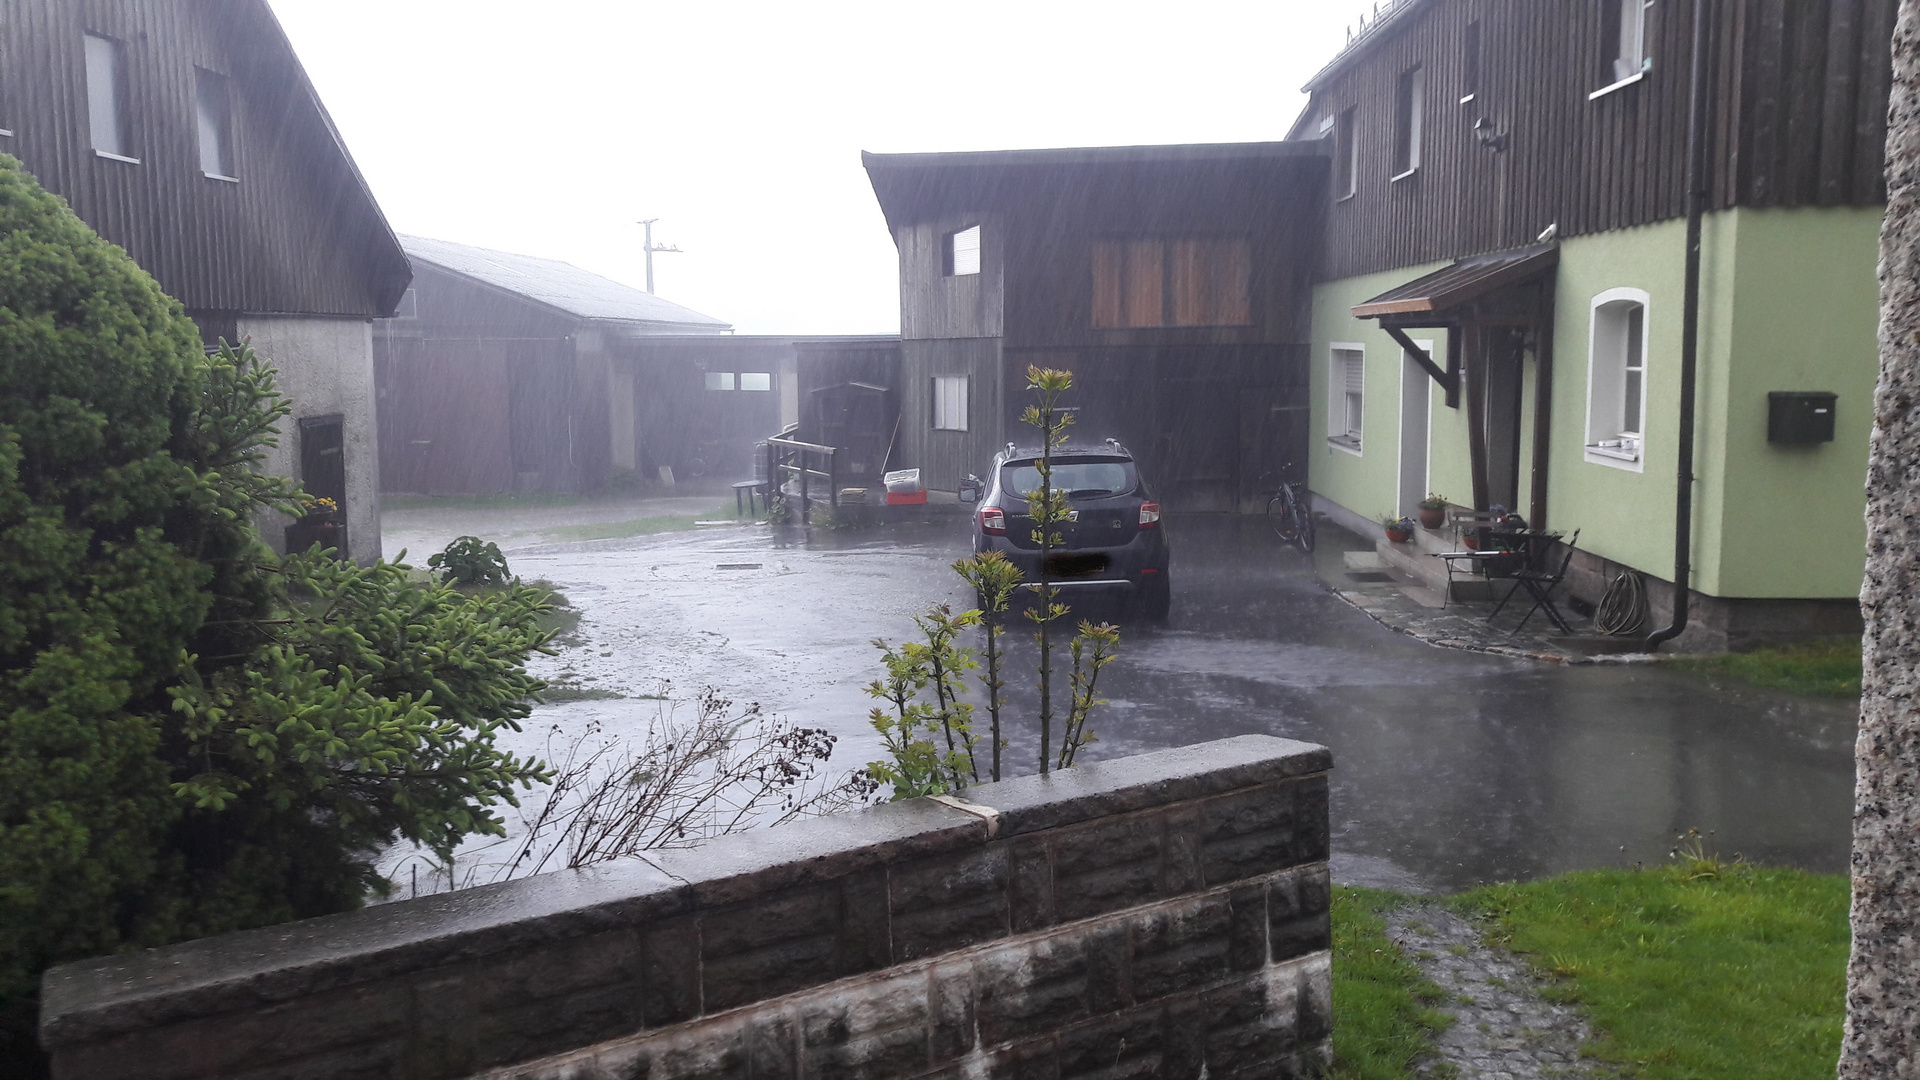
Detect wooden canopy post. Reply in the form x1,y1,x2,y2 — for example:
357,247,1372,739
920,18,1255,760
1462,321,1493,516
1527,289,1556,532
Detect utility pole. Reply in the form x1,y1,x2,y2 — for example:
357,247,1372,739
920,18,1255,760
638,218,682,294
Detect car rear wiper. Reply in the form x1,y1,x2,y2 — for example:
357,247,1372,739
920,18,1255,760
1068,488,1114,497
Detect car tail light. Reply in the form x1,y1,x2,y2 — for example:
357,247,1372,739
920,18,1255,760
1138,502,1161,528
980,506,1007,535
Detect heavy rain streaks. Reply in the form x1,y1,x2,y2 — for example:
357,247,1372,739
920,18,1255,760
384,503,1857,896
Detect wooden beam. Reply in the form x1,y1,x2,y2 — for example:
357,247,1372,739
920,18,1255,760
1383,325,1458,401
1528,298,1556,532
1463,323,1492,515
1445,328,1462,410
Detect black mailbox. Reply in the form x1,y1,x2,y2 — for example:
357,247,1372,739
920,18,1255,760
1768,391,1837,444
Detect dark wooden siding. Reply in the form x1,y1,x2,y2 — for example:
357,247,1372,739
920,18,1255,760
622,337,792,482
0,0,407,317
899,212,1005,340
900,337,1003,491
1306,0,1895,281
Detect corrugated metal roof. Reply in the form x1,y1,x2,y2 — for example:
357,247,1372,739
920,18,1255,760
1351,243,1559,318
399,235,730,330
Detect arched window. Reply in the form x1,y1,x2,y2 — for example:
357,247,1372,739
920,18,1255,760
1585,288,1649,469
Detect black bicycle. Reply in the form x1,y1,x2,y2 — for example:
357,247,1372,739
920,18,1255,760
1266,477,1316,553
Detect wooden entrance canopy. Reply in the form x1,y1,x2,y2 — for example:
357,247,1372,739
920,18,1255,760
1351,242,1560,529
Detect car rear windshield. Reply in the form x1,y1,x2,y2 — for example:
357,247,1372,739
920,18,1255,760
1000,457,1138,499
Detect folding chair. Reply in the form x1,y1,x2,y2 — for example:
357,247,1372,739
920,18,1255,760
1488,528,1580,635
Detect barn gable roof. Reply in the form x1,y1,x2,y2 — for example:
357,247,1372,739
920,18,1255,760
400,236,731,331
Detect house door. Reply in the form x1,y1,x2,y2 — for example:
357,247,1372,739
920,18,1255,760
1399,339,1433,518
1483,328,1526,510
298,414,347,510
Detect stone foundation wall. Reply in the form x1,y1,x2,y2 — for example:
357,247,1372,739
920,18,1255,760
39,735,1332,1080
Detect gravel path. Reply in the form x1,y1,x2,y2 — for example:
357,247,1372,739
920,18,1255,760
1385,903,1615,1079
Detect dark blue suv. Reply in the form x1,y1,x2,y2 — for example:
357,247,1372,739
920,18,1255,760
972,441,1170,621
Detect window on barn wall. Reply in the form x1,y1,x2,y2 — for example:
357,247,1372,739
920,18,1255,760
1328,345,1365,453
1092,238,1250,328
1461,22,1481,102
1333,107,1357,199
1392,65,1423,178
1584,289,1649,468
704,372,735,391
739,372,772,391
195,68,236,179
84,33,134,160
943,225,981,276
1601,0,1650,88
932,376,969,431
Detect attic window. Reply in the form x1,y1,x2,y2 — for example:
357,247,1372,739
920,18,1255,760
84,33,135,160
195,68,236,180
1331,108,1357,200
705,372,736,391
943,225,981,277
1598,0,1650,91
1392,65,1423,178
1462,21,1481,102
739,372,772,391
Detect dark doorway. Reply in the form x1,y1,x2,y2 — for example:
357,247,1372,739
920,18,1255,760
1482,328,1527,510
813,382,893,479
299,414,347,510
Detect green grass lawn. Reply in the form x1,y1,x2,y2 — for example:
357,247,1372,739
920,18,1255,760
545,503,733,542
1331,863,1850,1079
1456,863,1850,1080
1668,636,1862,697
1330,888,1454,1079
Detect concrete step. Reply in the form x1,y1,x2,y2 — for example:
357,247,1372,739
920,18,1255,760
1377,532,1497,601
1343,550,1387,571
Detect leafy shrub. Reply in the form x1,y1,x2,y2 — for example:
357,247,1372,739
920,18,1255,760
0,155,551,1072
428,534,512,586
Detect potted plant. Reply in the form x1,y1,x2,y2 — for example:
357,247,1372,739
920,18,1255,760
1384,515,1416,544
286,496,345,555
1417,493,1448,529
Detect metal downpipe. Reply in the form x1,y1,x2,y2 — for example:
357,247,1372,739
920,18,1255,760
1646,0,1711,651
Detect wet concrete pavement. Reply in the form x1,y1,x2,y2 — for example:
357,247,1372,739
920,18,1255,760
385,507,1858,896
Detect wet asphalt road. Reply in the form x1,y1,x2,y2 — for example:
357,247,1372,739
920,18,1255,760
405,511,1858,895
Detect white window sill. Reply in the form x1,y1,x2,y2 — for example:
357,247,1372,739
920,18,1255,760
1334,189,1357,203
203,172,239,183
0,129,13,138
95,150,141,164
1458,93,1476,105
1327,436,1363,457
1584,444,1644,470
1588,71,1645,101
1390,165,1420,183
933,427,969,433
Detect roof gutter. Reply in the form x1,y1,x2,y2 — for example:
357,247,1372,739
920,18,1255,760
1645,0,1711,652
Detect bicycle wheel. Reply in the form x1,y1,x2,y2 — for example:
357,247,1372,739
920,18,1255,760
1296,503,1317,553
1267,494,1297,542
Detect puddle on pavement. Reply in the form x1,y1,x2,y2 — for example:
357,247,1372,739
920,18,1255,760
379,508,1857,897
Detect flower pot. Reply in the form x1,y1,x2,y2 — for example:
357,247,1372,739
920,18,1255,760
1463,534,1482,551
1385,526,1413,544
1418,507,1446,529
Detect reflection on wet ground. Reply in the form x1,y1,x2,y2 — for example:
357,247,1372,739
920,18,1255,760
387,508,1857,896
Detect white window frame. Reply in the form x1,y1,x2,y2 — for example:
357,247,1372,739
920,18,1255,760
704,371,735,391
944,225,981,277
739,372,772,391
1591,0,1651,99
85,33,136,162
1332,107,1357,201
1327,343,1365,456
932,375,969,432
1391,65,1423,181
195,67,237,181
1583,287,1650,472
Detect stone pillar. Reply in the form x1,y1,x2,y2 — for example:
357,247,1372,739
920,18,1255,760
1842,1,1920,1073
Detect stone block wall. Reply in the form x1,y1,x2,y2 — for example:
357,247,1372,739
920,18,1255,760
39,735,1332,1080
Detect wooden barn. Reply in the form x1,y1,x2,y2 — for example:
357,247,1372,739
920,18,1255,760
0,0,410,561
375,236,820,494
863,143,1328,512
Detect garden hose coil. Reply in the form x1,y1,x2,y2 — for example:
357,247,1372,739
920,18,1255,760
1595,570,1649,637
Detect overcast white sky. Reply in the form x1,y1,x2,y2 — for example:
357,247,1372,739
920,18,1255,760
267,1,1376,335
